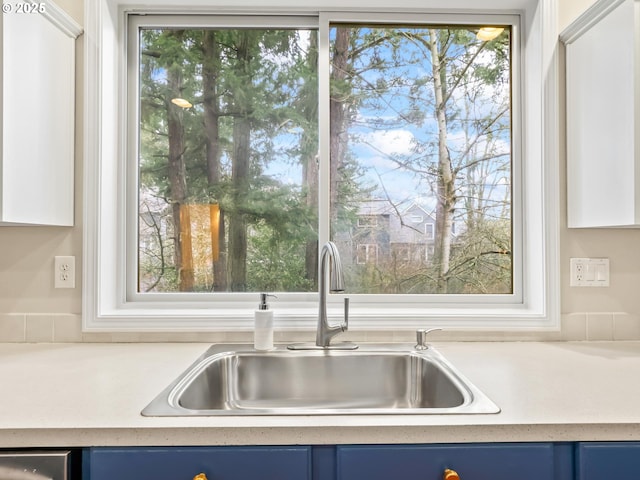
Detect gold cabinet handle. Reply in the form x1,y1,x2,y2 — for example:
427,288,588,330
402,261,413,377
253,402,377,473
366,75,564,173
444,468,460,480
193,474,208,480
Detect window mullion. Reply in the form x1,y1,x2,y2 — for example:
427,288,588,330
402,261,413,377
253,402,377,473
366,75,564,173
318,12,331,245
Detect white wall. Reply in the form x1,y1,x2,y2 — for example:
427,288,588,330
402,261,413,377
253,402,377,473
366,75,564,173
1,0,639,341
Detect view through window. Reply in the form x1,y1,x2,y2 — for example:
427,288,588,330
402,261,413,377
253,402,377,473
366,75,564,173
135,19,512,295
329,25,512,294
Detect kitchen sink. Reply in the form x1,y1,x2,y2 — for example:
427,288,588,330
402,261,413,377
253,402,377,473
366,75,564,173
141,344,499,416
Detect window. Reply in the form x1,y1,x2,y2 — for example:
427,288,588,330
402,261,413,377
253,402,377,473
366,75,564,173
425,223,434,239
426,245,433,262
357,244,379,265
133,16,511,295
394,246,411,263
357,215,379,228
84,0,560,331
330,22,513,295
133,17,319,294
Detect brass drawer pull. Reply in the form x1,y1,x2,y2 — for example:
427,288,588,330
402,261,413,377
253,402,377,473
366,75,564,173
444,468,460,480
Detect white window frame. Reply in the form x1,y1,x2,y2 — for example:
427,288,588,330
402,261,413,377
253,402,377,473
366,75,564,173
83,0,560,332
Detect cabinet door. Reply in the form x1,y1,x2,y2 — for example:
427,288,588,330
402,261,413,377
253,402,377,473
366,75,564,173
576,442,640,480
1,1,81,226
86,446,311,480
337,443,572,480
562,0,640,227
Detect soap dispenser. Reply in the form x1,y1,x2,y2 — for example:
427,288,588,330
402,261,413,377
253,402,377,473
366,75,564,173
254,293,275,351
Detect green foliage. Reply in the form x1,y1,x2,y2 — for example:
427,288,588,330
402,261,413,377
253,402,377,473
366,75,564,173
138,26,324,293
247,220,315,292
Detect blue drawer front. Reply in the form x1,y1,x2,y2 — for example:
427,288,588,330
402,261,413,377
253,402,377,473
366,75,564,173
337,443,567,480
87,446,311,480
577,442,640,480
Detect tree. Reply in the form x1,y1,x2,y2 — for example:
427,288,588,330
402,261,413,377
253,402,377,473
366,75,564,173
300,32,320,288
139,29,200,291
201,30,228,291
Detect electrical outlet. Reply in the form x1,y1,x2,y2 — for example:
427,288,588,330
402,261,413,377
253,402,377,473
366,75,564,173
570,258,609,287
54,256,75,288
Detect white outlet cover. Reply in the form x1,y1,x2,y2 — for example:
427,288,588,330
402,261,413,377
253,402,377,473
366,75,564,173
54,255,76,288
570,258,609,287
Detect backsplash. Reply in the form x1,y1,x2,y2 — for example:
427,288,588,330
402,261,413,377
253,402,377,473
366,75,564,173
0,312,638,343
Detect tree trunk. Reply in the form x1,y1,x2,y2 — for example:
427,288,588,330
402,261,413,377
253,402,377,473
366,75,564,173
202,30,227,291
303,32,319,287
304,155,319,287
429,29,455,293
165,43,194,292
228,32,251,292
229,115,250,291
329,27,351,225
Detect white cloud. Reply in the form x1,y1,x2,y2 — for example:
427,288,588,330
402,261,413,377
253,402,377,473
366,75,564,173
363,129,415,157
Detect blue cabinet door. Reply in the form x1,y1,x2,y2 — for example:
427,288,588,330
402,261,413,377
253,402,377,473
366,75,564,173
86,446,311,480
337,443,573,480
577,442,640,480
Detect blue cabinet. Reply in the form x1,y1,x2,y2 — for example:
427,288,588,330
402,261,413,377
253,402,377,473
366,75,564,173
85,443,575,480
85,446,311,480
337,443,574,480
576,442,640,480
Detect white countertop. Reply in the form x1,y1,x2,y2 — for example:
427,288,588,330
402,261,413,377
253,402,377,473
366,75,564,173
2,341,640,447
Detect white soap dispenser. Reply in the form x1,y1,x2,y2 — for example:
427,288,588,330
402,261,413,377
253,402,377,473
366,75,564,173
254,293,275,351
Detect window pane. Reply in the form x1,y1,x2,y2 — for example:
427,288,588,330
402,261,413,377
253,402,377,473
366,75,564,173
137,26,319,293
329,24,512,294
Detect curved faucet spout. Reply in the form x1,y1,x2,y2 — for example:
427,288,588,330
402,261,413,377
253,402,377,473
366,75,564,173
316,241,348,347
323,241,344,292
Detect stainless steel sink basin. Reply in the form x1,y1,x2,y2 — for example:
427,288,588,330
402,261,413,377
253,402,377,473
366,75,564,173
142,344,499,416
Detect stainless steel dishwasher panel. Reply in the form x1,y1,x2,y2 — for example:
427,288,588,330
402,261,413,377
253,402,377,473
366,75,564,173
0,451,70,480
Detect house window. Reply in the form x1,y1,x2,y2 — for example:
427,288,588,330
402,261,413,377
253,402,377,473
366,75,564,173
425,245,432,262
357,215,378,228
357,244,379,264
84,0,560,330
395,246,411,263
425,223,434,240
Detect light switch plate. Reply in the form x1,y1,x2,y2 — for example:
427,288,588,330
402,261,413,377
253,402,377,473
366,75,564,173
570,258,609,287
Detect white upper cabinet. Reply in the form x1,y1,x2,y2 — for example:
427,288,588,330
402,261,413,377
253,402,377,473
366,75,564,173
562,0,640,228
0,1,82,226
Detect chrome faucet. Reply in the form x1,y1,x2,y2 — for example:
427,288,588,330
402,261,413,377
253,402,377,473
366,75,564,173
316,241,349,347
288,241,357,350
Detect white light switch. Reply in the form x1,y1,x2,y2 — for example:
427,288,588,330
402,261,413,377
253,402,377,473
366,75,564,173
570,258,609,287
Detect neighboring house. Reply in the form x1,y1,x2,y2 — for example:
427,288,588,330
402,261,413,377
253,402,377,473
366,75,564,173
337,200,453,266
